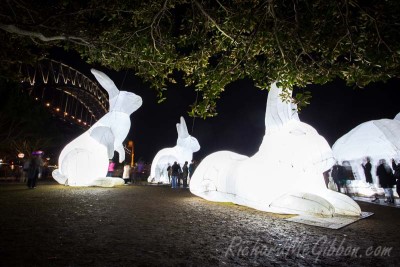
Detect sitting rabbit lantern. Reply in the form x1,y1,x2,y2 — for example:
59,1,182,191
52,69,142,187
148,116,200,184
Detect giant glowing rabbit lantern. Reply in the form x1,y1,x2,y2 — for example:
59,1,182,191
52,69,142,187
190,83,361,217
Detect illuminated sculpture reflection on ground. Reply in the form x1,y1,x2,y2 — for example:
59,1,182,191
148,116,200,183
332,114,400,197
190,83,361,217
52,69,142,187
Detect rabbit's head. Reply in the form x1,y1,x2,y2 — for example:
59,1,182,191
176,116,200,152
91,69,142,115
262,82,334,173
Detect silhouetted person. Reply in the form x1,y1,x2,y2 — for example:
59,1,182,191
182,161,189,188
137,159,145,180
123,163,131,184
22,159,30,183
323,170,330,188
331,162,346,193
107,160,115,177
376,159,395,204
362,157,373,184
177,163,182,187
392,159,400,201
171,161,181,189
27,153,43,189
167,163,172,184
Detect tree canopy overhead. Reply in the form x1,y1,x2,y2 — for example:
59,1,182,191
1,0,399,118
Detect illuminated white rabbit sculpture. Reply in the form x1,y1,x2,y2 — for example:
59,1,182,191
52,69,142,187
190,83,361,217
148,116,200,183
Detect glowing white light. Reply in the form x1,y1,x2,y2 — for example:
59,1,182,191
332,114,400,197
148,116,200,183
52,69,142,187
190,83,361,217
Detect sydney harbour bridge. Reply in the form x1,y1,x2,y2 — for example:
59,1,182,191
19,59,108,128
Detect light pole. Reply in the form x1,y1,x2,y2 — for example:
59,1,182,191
128,141,134,167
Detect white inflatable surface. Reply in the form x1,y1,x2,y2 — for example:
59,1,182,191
148,116,200,183
190,83,361,217
332,114,400,197
52,69,142,187
333,118,400,162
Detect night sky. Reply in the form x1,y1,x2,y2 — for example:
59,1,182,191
51,49,400,163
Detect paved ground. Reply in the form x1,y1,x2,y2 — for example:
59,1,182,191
352,196,400,208
0,181,399,266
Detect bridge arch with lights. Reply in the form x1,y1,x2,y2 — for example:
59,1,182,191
19,59,108,128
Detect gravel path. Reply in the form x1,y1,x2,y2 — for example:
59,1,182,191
0,182,399,266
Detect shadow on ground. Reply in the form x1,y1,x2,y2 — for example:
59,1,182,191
0,182,399,266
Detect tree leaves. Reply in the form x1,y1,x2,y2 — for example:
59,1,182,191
0,0,399,118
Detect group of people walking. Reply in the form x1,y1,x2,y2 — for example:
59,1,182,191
167,160,195,188
374,158,399,203
331,157,399,204
362,158,399,204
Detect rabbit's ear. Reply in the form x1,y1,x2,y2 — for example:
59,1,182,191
176,123,181,137
91,69,119,100
265,82,299,132
179,116,189,138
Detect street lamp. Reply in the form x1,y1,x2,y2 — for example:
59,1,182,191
128,141,134,167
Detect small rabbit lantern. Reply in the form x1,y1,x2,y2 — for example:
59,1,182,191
52,69,142,187
148,116,200,183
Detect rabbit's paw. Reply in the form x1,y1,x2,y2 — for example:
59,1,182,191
90,177,125,187
269,192,336,217
52,169,68,185
90,126,115,159
318,190,361,216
